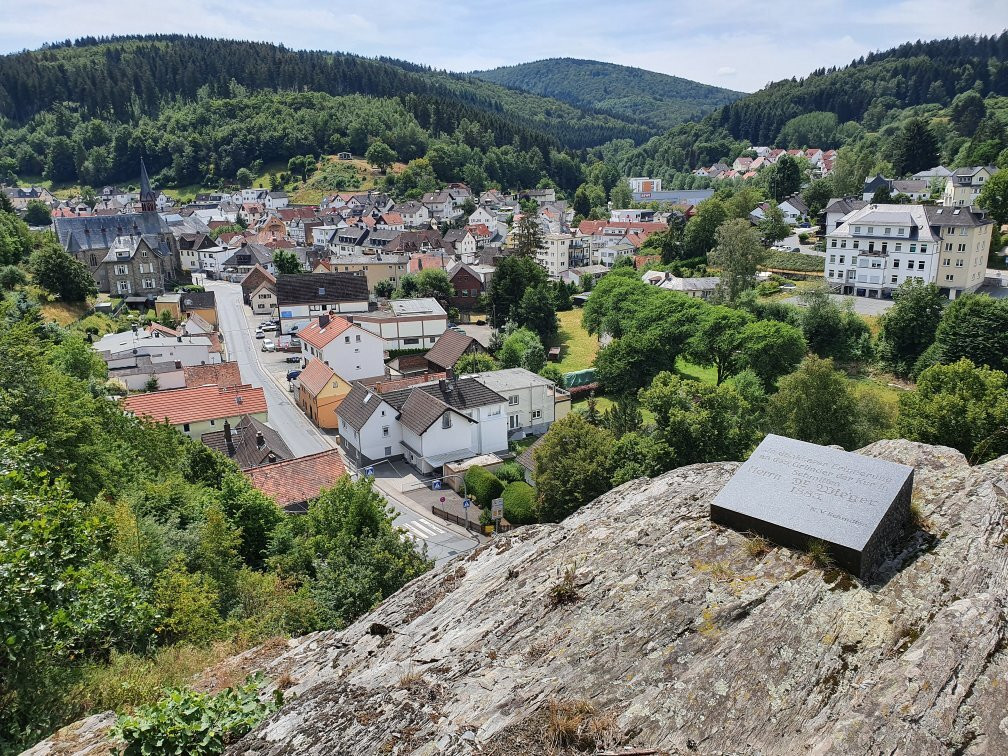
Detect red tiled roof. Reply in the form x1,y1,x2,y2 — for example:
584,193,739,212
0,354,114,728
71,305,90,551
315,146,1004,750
373,371,447,394
380,212,403,225
122,384,267,425
298,358,337,397
244,449,347,511
147,322,179,337
297,316,354,349
465,223,491,237
409,254,446,274
183,361,243,388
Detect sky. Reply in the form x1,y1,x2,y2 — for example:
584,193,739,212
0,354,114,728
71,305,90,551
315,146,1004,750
1,0,1006,92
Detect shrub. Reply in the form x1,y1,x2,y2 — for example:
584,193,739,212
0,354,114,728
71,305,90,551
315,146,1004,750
502,481,537,524
115,674,280,755
0,263,26,289
495,462,526,484
463,466,504,509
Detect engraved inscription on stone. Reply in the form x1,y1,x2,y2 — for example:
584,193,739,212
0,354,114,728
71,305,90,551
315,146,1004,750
711,434,914,579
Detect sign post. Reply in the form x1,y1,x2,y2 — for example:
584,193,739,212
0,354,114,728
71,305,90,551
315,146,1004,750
491,497,503,533
462,497,471,531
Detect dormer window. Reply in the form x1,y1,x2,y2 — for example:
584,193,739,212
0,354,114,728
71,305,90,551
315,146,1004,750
442,413,452,429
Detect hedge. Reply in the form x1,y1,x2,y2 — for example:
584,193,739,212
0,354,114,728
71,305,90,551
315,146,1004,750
760,250,824,273
502,481,537,525
494,461,526,484
463,466,504,509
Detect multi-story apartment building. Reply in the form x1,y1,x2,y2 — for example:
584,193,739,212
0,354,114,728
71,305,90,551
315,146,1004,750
942,166,998,207
824,204,992,300
536,233,573,279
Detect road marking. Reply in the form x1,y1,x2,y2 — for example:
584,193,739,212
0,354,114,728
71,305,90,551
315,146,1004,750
400,519,447,541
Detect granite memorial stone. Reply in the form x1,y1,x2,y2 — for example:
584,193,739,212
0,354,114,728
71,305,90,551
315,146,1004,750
711,434,914,579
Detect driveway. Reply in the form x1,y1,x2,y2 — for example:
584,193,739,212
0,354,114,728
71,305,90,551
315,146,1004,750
206,280,481,563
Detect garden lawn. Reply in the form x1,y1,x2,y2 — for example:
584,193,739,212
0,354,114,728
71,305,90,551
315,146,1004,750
554,309,599,373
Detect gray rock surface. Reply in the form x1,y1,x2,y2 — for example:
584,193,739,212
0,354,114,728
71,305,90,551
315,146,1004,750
23,441,1008,755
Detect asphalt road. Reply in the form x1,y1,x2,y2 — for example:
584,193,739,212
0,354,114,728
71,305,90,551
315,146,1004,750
205,280,480,563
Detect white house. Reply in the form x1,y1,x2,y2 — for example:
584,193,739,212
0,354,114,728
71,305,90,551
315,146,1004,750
468,368,571,437
468,206,497,229
350,298,447,351
297,313,386,381
394,201,431,228
336,375,508,473
265,191,289,210
95,329,222,369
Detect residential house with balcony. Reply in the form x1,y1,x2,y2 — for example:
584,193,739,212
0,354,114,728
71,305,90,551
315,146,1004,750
942,166,998,207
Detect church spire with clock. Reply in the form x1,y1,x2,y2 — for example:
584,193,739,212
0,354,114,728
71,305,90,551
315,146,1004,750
139,158,156,213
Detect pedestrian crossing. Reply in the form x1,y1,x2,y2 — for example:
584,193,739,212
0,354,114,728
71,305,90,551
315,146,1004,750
399,518,448,543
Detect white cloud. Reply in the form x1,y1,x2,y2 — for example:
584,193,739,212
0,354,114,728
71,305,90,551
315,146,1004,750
717,66,737,76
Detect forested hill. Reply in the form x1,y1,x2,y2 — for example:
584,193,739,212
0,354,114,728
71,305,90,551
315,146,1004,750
0,35,654,150
470,58,744,129
710,33,1008,144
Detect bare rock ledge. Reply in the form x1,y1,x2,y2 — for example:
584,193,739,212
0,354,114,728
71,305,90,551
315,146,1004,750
25,441,1008,755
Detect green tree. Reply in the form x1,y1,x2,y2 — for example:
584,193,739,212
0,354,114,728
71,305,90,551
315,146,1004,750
268,476,431,629
517,283,558,341
897,359,1008,463
609,181,633,208
23,200,52,226
513,214,544,257
877,280,945,376
365,140,397,173
798,287,871,362
497,327,543,370
487,254,547,328
683,198,728,258
765,355,892,449
639,370,763,471
802,177,835,219
737,319,807,387
214,472,282,569
572,183,592,218
949,90,987,138
688,305,753,384
977,170,1008,227
890,118,938,176
765,155,802,200
30,237,97,302
0,264,27,290
600,395,643,438
394,268,454,306
708,218,764,303
44,136,77,182
758,203,790,244
0,210,33,264
928,294,1008,373
533,413,616,522
374,279,395,298
272,249,301,274
235,167,254,188
456,351,498,374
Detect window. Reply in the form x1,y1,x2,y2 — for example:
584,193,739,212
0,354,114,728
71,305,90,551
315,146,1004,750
957,244,966,252
403,337,420,345
115,264,128,276
945,274,954,281
116,280,131,293
89,253,98,267
829,255,835,263
897,227,905,236
852,241,859,250
854,226,861,234
508,395,519,406
183,423,190,432
209,419,215,426
892,259,900,268
442,413,452,429
943,258,951,267
881,243,887,253
871,260,882,269
920,244,927,253
508,413,520,430
384,446,392,457
909,244,916,253
867,227,874,234
831,239,837,248
840,240,847,248
141,249,148,258
891,275,898,284
355,335,360,342
344,336,350,343
956,259,964,268
142,278,155,289
884,227,891,235
532,409,542,421
918,261,925,270
828,269,835,277
895,244,902,252
383,425,390,437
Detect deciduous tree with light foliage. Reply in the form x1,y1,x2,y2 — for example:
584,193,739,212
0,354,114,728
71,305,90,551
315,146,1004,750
708,218,764,304
533,413,616,522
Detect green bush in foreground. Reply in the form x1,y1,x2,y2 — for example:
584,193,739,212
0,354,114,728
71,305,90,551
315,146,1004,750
502,481,537,525
115,674,280,755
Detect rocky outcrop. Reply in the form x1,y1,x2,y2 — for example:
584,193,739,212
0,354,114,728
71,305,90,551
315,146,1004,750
24,441,1008,755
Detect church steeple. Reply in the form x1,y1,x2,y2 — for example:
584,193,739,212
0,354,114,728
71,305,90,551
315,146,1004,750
139,158,155,213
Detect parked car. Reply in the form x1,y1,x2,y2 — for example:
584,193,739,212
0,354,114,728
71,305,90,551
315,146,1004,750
255,331,265,339
284,356,302,364
261,338,275,352
286,369,302,381
260,323,278,332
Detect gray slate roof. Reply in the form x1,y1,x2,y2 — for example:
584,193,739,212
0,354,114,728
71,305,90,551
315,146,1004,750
336,382,388,431
201,415,293,469
55,212,170,253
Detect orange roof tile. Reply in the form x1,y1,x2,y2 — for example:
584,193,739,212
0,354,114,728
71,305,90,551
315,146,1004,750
298,357,337,396
122,384,267,425
244,449,348,511
297,316,354,349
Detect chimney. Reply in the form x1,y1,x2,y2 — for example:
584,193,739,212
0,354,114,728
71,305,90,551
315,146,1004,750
319,313,330,329
224,420,235,455
256,431,265,449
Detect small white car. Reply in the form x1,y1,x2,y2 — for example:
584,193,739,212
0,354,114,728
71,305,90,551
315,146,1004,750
260,323,278,332
261,338,275,352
